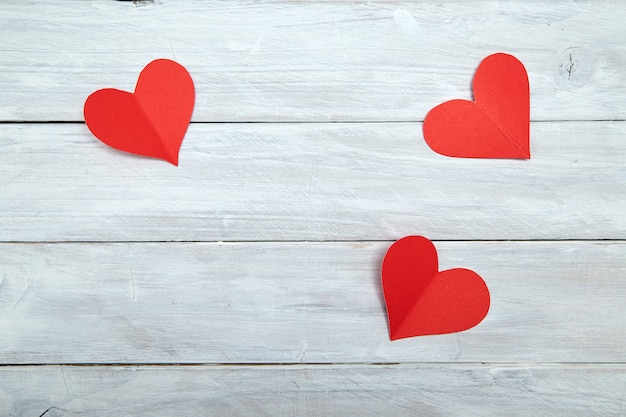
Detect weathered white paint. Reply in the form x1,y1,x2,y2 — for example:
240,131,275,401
1,0,624,413
0,241,624,364
1,364,625,416
0,1,623,122
0,122,625,242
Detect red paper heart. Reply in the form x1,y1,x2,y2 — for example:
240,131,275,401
84,59,195,165
423,53,530,159
382,236,490,340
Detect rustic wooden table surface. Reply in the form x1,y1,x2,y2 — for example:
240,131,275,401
1,1,625,415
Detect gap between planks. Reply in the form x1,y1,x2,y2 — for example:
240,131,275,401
1,239,625,244
1,362,626,368
1,120,626,124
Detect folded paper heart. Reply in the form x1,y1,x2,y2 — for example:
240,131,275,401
84,59,195,165
423,53,530,159
382,236,490,340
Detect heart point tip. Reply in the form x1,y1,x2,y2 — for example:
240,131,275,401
389,330,411,341
164,154,179,166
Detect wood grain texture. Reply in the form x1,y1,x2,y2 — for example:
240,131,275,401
1,0,625,413
1,121,625,242
0,1,623,122
1,241,624,364
1,364,625,417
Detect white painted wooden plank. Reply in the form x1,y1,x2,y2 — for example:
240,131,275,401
0,241,624,363
0,1,624,122
0,122,624,241
1,364,624,416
